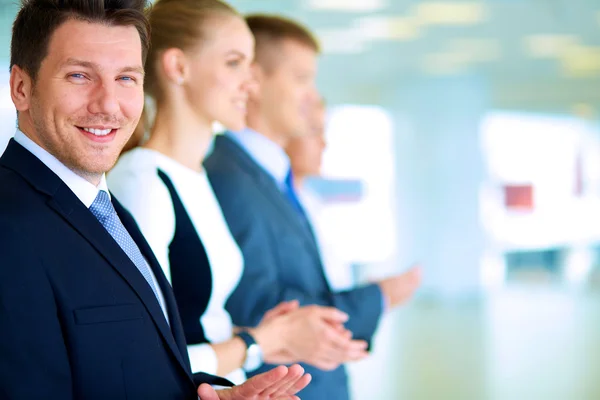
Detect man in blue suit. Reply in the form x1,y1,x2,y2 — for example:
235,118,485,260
205,14,421,400
0,1,310,399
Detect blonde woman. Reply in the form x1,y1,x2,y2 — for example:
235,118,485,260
108,0,356,386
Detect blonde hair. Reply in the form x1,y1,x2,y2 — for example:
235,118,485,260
145,0,240,101
121,0,240,152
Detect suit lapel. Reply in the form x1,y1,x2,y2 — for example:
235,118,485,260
114,199,193,377
216,135,323,262
1,140,194,385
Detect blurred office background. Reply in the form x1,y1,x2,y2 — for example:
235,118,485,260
1,0,600,398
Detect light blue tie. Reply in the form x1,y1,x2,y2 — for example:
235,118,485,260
89,190,168,322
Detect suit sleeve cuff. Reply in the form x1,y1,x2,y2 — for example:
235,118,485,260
193,372,234,388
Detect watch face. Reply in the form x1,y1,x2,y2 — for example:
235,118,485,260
244,343,264,372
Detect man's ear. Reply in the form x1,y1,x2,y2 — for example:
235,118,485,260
247,63,263,100
10,65,33,112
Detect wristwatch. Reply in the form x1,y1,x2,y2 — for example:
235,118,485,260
236,331,264,372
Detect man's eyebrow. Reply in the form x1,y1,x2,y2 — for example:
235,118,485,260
60,58,144,75
118,66,145,76
60,58,96,69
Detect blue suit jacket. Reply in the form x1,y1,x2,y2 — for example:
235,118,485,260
205,135,384,400
0,140,230,399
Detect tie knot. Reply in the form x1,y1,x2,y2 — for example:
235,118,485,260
90,190,114,222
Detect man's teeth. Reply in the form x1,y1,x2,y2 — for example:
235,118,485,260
83,127,112,136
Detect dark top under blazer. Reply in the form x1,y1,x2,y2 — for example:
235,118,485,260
0,140,230,399
157,169,213,346
204,134,384,400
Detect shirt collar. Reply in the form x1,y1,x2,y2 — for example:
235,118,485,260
13,129,109,208
227,128,290,187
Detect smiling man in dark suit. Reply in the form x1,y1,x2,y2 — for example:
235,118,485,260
0,1,310,399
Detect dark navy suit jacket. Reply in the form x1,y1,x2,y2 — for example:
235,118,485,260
0,140,230,399
205,135,384,400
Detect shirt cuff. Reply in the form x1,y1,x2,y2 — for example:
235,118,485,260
188,343,218,375
380,288,389,313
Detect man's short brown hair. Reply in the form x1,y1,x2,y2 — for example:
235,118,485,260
245,14,320,72
11,0,150,82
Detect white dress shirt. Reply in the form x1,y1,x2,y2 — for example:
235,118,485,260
227,129,290,189
108,148,245,384
13,130,168,316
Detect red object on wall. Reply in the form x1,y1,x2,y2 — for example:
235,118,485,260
504,184,534,210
